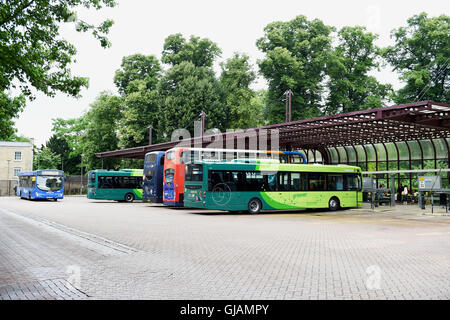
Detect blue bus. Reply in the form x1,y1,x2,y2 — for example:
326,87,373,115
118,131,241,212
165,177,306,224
17,170,65,201
142,151,165,203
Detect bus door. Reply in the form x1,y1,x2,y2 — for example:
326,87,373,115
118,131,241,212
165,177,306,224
277,172,292,207
306,173,327,207
290,172,307,207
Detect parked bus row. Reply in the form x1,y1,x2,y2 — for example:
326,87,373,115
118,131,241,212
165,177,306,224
15,147,363,213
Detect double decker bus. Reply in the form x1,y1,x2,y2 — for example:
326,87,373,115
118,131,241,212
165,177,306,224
87,169,143,202
162,147,307,206
17,170,65,201
184,161,362,213
142,151,165,203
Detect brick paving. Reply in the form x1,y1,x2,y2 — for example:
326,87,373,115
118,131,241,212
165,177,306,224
0,196,449,300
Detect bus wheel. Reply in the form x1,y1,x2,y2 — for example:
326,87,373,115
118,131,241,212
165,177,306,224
125,193,135,203
328,197,340,211
248,198,262,214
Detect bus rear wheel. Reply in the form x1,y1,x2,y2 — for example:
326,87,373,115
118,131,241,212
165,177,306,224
248,198,262,214
124,193,135,203
328,197,340,211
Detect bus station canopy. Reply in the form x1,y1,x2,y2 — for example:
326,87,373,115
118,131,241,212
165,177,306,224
96,100,450,161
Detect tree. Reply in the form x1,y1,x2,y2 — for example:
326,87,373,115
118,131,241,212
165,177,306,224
220,53,264,128
113,54,162,148
113,54,161,95
157,61,228,139
46,133,70,171
0,0,116,138
81,92,121,171
33,146,61,170
256,15,335,123
325,26,392,114
0,93,25,139
383,13,450,103
161,33,222,68
51,116,87,174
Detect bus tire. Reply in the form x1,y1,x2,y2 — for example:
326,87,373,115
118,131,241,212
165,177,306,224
124,193,135,203
328,197,340,211
248,198,262,214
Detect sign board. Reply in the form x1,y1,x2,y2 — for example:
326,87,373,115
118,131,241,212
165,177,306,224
418,176,441,190
362,177,376,191
41,170,62,176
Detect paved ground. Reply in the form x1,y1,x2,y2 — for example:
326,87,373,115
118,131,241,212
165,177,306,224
0,196,449,300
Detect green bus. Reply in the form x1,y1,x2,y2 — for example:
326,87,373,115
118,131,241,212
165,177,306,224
87,169,144,202
184,161,362,213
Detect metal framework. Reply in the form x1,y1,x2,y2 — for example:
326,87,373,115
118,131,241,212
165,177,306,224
96,100,449,188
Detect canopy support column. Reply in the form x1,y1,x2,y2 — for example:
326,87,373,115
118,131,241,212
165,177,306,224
393,142,401,192
382,142,389,188
405,141,412,192
371,143,379,187
430,139,437,170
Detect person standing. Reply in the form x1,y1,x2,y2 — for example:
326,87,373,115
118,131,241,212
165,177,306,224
403,185,409,204
397,184,403,203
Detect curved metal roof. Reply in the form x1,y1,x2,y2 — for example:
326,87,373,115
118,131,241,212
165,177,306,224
95,100,450,159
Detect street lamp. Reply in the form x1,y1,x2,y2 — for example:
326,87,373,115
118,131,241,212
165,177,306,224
7,159,11,196
37,150,41,170
80,153,84,195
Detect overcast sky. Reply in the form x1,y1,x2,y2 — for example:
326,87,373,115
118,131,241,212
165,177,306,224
13,0,449,146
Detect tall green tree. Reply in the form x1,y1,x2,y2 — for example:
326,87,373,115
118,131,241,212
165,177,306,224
157,61,227,139
0,0,116,138
162,33,221,68
383,13,450,103
220,53,264,129
325,26,392,114
0,93,25,139
113,54,162,148
157,34,226,140
51,116,87,174
81,92,121,171
256,15,334,123
33,146,61,170
46,134,71,172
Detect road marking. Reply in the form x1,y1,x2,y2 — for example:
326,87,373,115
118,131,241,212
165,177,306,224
0,208,139,255
416,231,450,236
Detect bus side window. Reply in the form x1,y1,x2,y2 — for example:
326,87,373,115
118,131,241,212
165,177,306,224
290,172,302,191
328,174,344,191
264,173,277,191
277,172,289,191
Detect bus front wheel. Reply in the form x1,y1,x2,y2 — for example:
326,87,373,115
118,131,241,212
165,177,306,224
125,193,135,203
328,197,340,211
248,198,262,214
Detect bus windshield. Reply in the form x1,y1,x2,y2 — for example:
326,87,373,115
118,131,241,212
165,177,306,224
89,172,96,186
166,151,175,161
165,169,175,183
145,169,155,180
36,175,63,191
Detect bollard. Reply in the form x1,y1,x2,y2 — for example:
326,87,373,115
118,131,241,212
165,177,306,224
419,192,425,214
